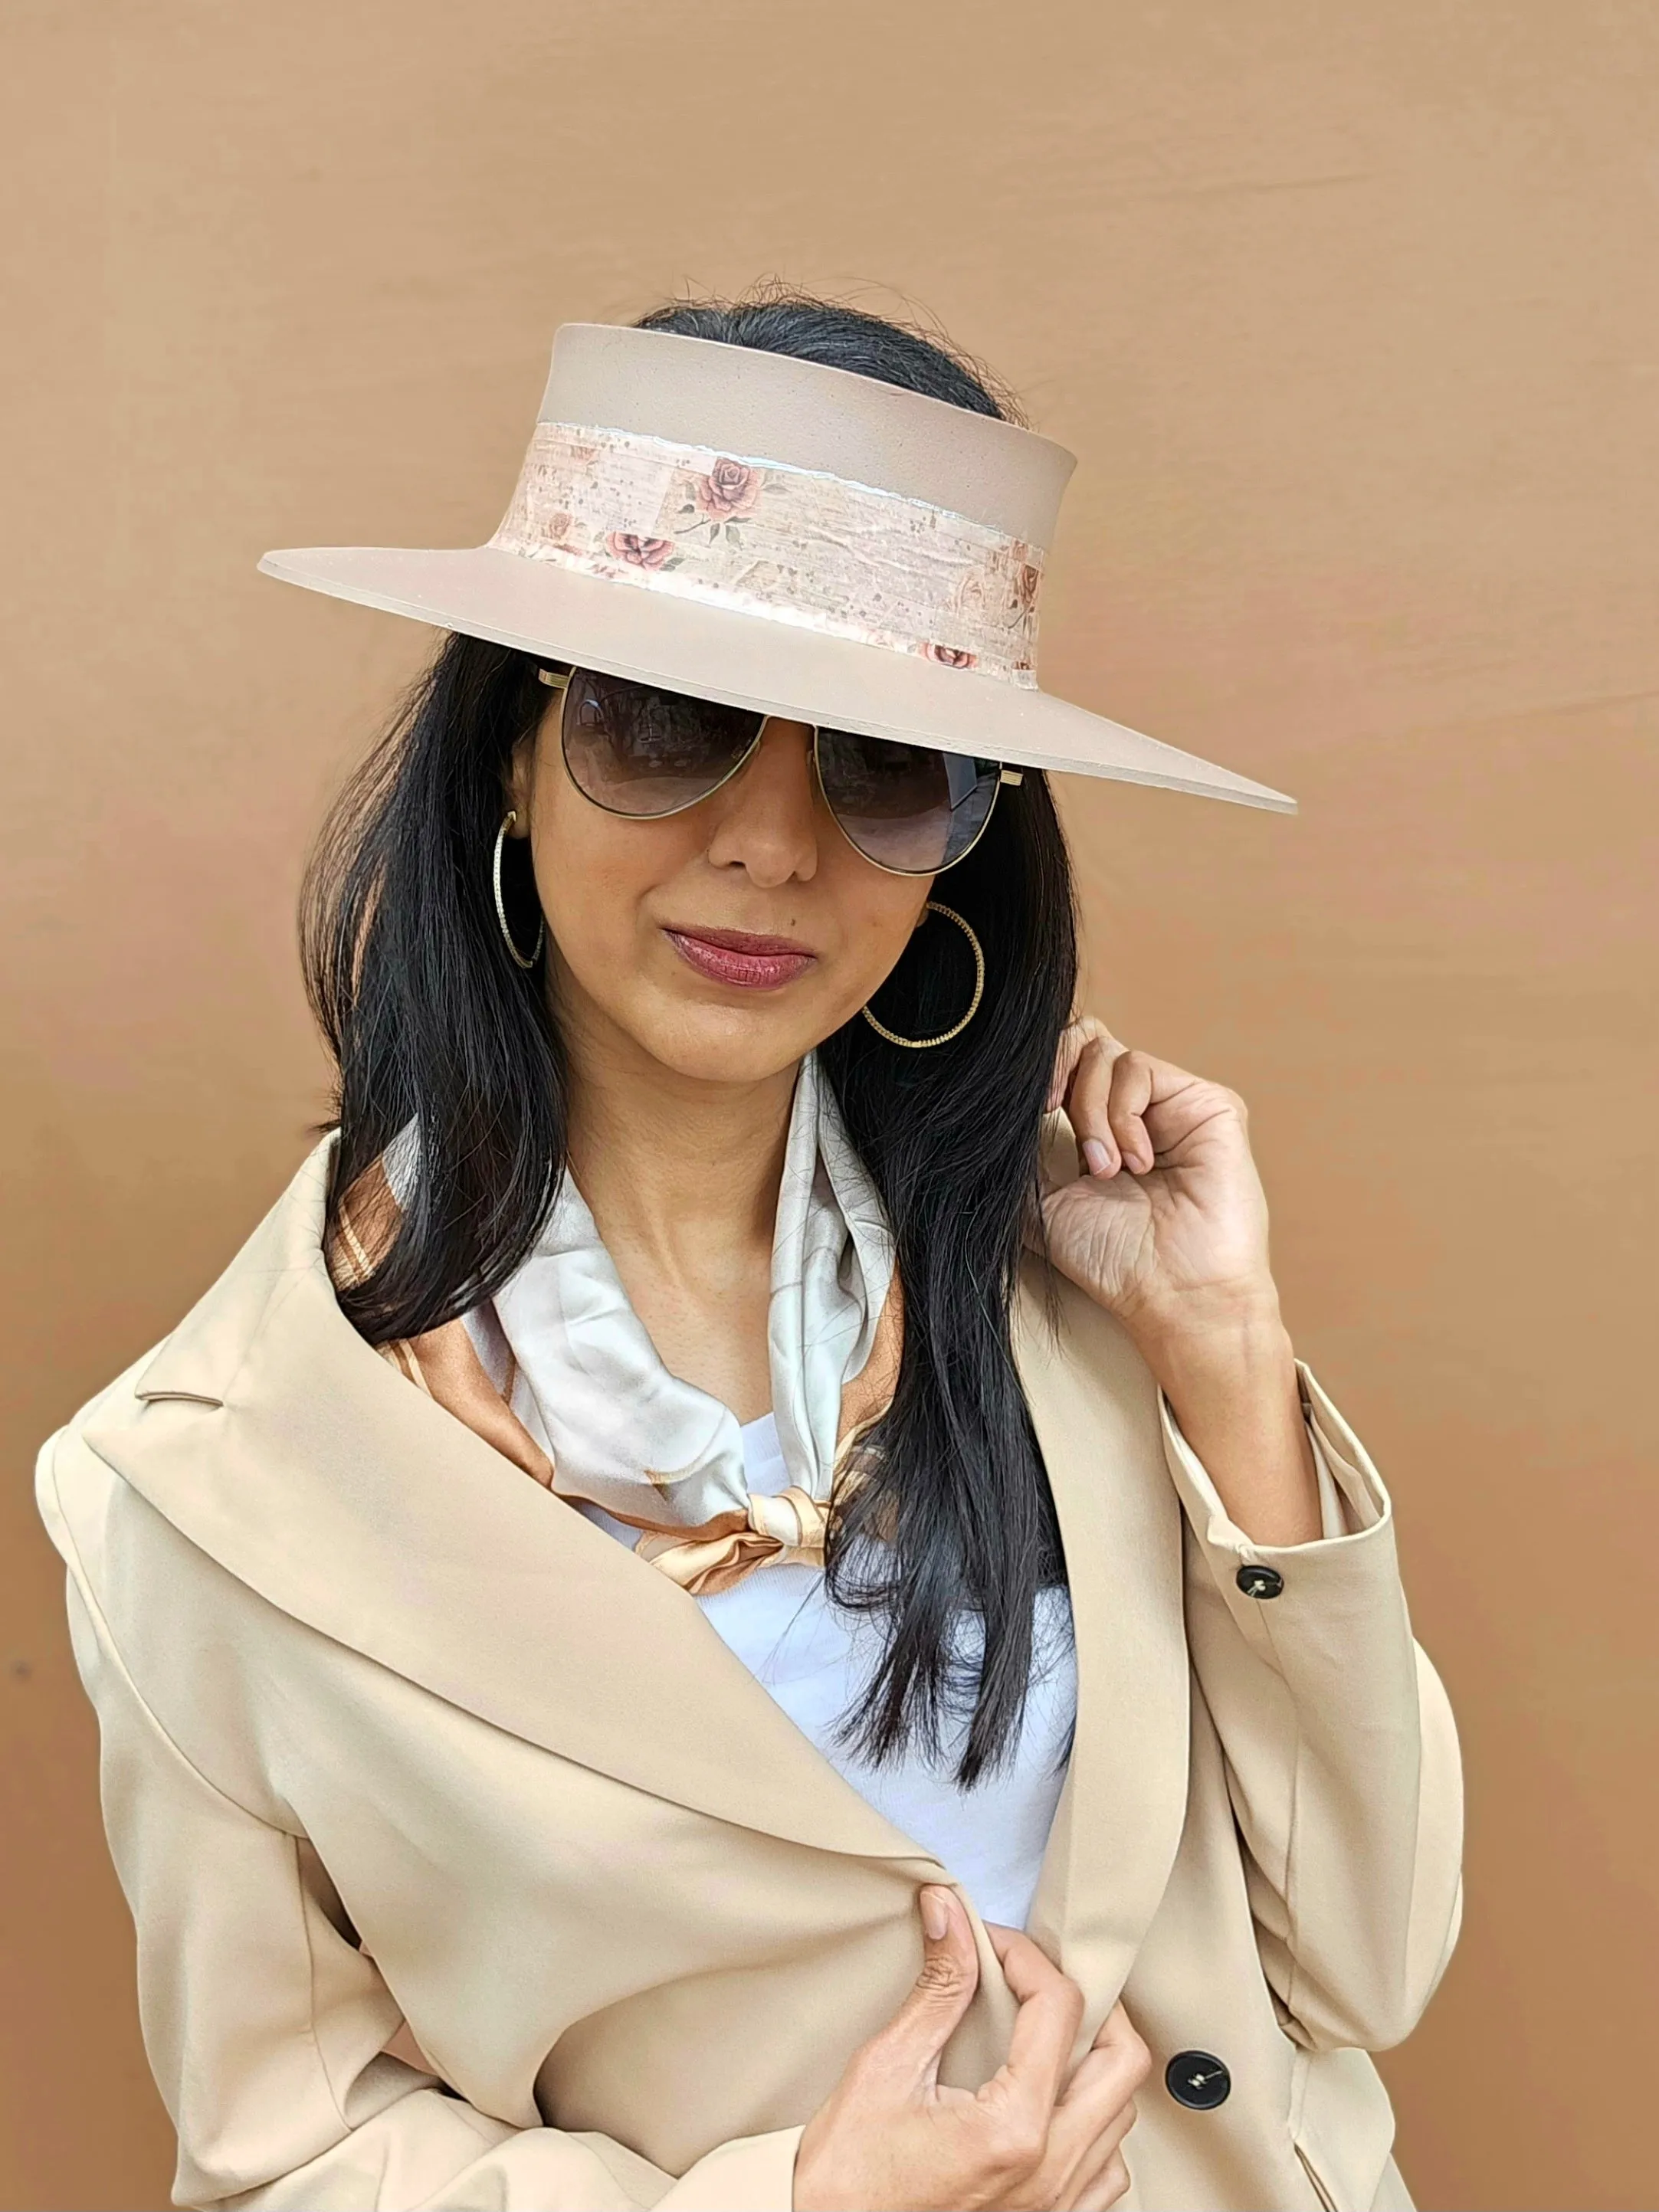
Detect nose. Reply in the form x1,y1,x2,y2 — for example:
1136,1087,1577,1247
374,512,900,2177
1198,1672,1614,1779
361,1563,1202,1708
702,719,821,886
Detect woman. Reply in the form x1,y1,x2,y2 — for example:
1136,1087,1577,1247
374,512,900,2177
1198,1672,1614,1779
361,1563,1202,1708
38,297,1461,2212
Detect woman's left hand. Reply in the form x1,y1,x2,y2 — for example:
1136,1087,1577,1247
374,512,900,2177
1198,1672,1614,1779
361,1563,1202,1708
1044,1017,1323,1546
1041,1015,1280,1349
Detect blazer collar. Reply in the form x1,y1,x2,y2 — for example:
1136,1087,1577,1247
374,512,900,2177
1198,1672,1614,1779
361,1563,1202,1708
108,1145,920,1863
97,1143,1188,2008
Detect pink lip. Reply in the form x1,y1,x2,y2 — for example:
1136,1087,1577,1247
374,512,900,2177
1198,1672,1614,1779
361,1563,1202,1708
664,926,818,991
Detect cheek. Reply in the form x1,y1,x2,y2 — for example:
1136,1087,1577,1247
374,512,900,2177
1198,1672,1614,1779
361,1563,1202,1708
815,841,933,1001
529,781,680,989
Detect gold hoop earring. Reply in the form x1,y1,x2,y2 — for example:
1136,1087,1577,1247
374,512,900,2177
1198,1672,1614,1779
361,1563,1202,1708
861,902,985,1050
493,811,545,970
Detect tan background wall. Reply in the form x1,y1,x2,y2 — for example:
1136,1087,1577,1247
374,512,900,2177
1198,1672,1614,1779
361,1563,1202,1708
4,5,1654,2207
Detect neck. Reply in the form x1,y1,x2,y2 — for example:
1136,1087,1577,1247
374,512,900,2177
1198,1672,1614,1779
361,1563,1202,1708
557,990,797,1293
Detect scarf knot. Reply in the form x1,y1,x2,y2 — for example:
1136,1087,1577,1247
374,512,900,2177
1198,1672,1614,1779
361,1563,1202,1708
634,1485,830,1598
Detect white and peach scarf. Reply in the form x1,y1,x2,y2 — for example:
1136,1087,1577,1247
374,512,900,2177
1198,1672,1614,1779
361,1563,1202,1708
342,1056,903,1596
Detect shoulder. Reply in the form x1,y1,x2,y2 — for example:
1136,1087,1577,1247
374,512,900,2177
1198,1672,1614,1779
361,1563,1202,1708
35,1332,326,1832
38,1394,307,1834
37,1358,257,1654
36,1139,339,1597
35,1352,162,1593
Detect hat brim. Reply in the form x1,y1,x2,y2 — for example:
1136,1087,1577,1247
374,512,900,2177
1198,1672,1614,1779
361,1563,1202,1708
258,542,1295,814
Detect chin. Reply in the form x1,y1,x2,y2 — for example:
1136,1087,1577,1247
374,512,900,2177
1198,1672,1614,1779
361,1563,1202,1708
638,1001,833,1086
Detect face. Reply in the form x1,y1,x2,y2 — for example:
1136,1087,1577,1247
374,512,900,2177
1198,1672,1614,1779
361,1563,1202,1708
505,701,933,1087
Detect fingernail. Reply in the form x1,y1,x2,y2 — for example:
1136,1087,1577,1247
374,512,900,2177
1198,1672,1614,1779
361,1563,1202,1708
920,1886,950,1940
1083,1138,1113,1177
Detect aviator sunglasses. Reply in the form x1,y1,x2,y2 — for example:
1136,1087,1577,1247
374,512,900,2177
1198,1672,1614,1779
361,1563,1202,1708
539,666,1022,877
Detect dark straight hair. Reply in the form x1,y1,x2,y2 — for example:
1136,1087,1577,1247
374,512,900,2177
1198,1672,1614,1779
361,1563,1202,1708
302,293,1079,1784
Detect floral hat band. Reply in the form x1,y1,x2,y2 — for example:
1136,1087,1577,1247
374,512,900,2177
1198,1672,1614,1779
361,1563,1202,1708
258,323,1295,812
489,420,1044,686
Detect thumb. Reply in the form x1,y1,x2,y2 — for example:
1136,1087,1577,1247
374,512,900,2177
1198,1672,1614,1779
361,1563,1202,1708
870,1886,981,2089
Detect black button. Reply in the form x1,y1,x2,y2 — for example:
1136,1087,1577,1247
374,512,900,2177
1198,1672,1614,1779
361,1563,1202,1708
1236,1563,1284,1601
1166,2050,1231,2110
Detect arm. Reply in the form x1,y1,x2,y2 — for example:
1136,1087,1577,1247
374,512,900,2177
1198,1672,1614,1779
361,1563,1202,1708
1044,1020,1464,2050
55,1529,798,2212
1161,1364,1464,2049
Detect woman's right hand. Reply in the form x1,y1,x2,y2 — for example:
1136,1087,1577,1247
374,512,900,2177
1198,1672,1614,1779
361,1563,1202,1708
792,1885,1149,2212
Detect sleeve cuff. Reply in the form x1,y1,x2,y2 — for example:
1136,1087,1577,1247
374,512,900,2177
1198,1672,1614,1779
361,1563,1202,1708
1159,1360,1392,1563
1160,1362,1413,1682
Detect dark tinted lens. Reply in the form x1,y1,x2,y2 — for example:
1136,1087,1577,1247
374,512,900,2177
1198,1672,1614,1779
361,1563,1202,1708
815,728,999,872
561,669,763,817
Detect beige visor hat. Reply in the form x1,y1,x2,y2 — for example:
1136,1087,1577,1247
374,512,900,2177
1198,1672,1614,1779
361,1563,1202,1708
260,322,1293,813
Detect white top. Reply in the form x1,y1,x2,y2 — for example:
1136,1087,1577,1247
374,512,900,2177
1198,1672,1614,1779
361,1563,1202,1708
575,1413,1077,1929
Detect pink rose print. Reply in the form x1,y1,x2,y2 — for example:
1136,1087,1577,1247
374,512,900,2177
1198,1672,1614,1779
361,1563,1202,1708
605,533,674,569
926,643,979,670
1012,561,1041,615
693,457,763,519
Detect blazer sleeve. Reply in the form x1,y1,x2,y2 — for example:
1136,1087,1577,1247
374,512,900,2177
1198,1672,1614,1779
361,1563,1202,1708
57,1560,801,2212
1160,1365,1464,2053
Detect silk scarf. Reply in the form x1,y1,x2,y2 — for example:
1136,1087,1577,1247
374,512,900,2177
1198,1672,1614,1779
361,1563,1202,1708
348,1055,903,1596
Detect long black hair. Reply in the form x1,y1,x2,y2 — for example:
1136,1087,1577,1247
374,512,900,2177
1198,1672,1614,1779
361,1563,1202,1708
302,292,1079,1784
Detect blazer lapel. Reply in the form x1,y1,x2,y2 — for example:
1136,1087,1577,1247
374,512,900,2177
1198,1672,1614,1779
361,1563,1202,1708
1016,1262,1191,2024
91,1144,934,1866
93,1145,1191,1996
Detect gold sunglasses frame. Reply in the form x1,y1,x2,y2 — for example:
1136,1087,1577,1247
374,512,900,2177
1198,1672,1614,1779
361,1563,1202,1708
537,666,1021,879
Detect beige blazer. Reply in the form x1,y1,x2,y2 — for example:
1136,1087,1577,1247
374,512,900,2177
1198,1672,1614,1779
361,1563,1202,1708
36,1146,1461,2212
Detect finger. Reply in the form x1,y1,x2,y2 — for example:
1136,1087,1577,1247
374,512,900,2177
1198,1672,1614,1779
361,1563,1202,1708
1066,2148,1131,2212
1054,2078,1139,2155
1106,1050,1158,1175
1045,1014,1125,1116
982,1925,1085,2112
1072,2002,1149,2083
1056,2118,1135,2212
1045,1021,1087,1116
864,1886,981,2090
1064,1039,1125,1178
1059,2036,1149,2117
1057,2017,1150,2185
1048,2010,1149,2195
1054,2029,1140,2186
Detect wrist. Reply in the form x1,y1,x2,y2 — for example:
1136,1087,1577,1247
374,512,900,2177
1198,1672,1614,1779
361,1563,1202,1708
1135,1290,1320,1545
1118,1283,1292,1396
